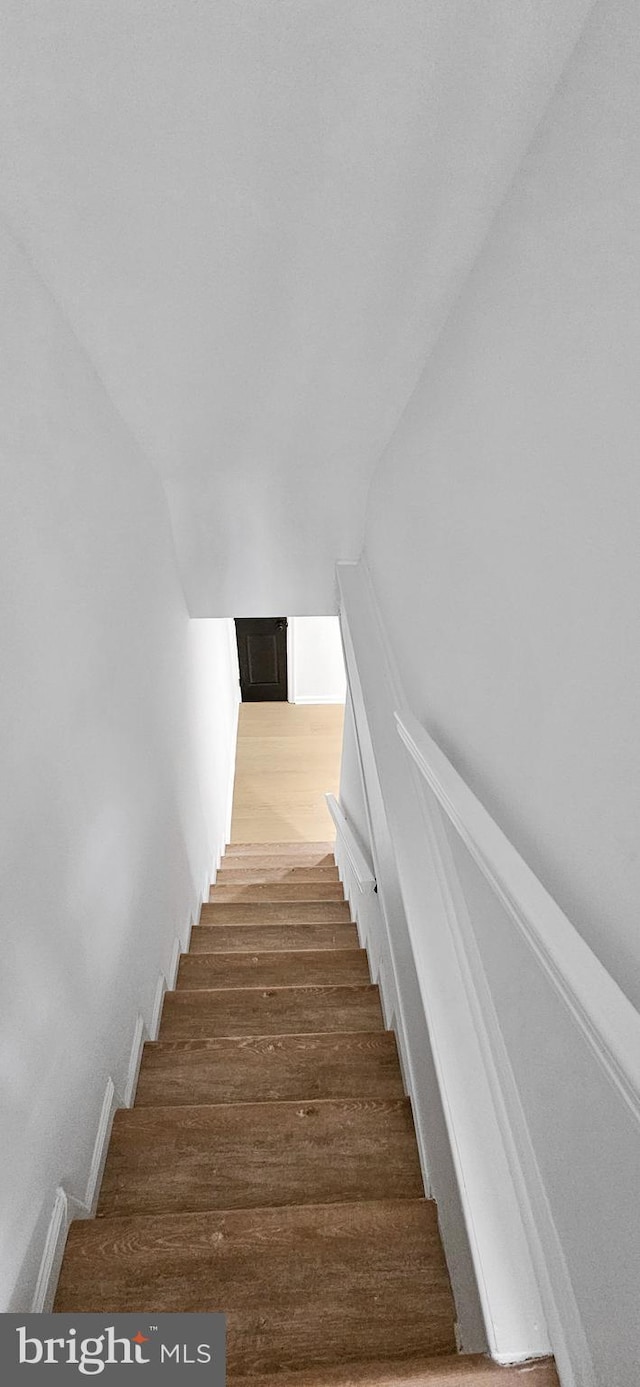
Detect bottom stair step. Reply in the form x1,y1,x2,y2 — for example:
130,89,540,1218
55,1199,457,1376
229,1355,559,1386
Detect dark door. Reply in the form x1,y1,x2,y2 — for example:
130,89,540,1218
235,618,288,701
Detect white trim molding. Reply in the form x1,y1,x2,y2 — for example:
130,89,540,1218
150,971,168,1042
84,1078,119,1216
396,710,640,1122
336,557,640,1385
123,1013,147,1109
31,1076,118,1313
394,706,640,1386
31,915,197,1313
31,1188,72,1314
338,560,549,1365
325,794,376,894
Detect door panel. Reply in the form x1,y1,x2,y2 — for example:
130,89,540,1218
236,618,288,701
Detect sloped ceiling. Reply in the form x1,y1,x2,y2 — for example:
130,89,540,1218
1,0,593,614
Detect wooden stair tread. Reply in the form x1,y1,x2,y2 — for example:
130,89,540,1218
190,923,359,953
177,949,370,990
229,1355,560,1386
54,1199,457,1375
98,1097,423,1217
201,901,352,924
209,882,346,902
220,855,337,871
159,985,384,1039
217,866,340,883
216,854,334,865
135,1031,404,1106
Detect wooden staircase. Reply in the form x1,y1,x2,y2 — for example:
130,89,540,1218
55,841,558,1387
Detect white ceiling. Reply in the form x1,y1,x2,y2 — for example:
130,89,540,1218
1,0,592,614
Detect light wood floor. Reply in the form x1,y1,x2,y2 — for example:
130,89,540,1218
230,702,344,843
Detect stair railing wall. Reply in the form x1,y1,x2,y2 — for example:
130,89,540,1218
334,560,563,1375
324,793,383,991
335,584,491,1356
395,708,640,1387
336,559,639,1387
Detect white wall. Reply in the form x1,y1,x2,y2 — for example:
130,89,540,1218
339,566,640,1384
0,0,595,617
288,617,346,704
189,617,240,848
364,0,640,1015
0,219,239,1311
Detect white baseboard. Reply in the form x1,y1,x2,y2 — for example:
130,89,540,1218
150,970,167,1041
290,694,346,705
84,1078,118,1215
32,1188,89,1314
31,1188,70,1313
30,895,207,1315
187,899,198,950
341,858,434,1198
31,1074,117,1312
123,1013,147,1108
124,919,192,1109
168,935,182,990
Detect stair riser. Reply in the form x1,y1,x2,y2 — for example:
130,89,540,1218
135,1033,405,1107
177,950,370,991
98,1099,423,1218
159,986,384,1040
225,843,334,857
